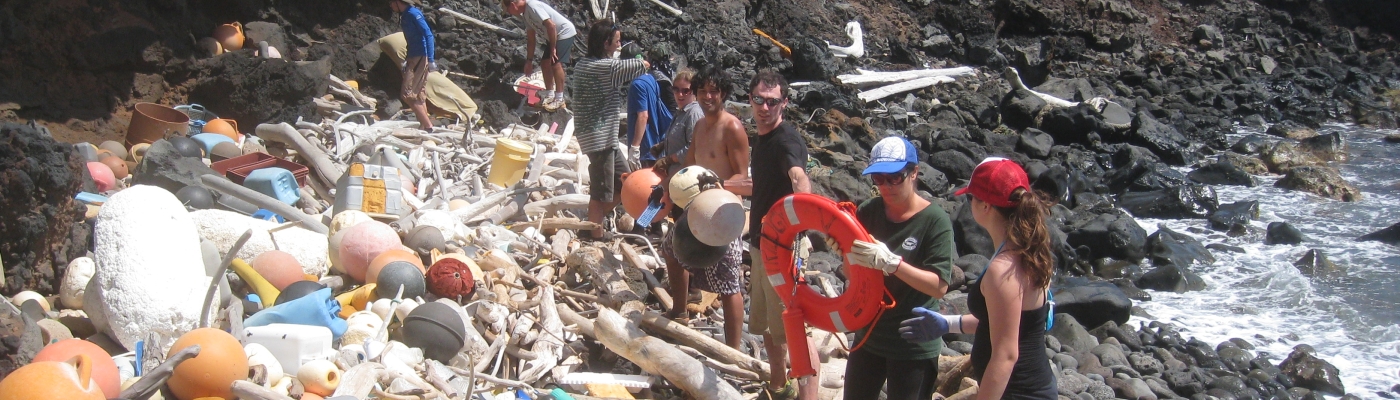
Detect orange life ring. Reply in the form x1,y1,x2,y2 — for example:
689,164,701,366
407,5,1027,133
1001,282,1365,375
760,193,888,334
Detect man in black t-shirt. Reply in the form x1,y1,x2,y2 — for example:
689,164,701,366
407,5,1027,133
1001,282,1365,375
731,69,817,400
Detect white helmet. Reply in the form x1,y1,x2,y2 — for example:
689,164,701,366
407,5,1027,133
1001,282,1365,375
686,189,746,246
669,166,722,209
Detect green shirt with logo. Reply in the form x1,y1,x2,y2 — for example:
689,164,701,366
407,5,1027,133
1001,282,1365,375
851,197,957,360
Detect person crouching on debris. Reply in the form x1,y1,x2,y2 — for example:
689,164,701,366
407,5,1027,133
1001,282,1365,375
391,0,436,131
842,136,956,400
502,0,577,111
572,19,647,240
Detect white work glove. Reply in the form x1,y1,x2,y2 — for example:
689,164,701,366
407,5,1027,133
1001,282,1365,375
847,239,902,275
628,145,642,165
428,61,439,72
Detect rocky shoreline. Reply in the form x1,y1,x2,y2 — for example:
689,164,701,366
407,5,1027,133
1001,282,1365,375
3,0,1400,398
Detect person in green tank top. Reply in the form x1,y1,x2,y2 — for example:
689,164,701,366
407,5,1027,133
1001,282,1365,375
844,136,957,400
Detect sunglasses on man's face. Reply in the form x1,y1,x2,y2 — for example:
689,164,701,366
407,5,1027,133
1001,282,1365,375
870,171,910,186
673,87,692,96
750,95,785,108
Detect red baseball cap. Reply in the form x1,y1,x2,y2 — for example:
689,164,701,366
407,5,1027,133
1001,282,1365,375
954,157,1031,208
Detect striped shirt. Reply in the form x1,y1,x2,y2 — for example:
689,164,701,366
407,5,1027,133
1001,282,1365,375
571,57,646,154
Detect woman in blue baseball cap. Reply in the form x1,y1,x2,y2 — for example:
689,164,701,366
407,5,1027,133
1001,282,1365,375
842,136,958,400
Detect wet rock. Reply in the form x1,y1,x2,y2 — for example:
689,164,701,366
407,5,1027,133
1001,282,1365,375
1357,221,1400,246
1218,346,1254,373
1294,249,1345,278
1279,347,1346,396
1209,375,1250,399
1052,278,1132,330
1018,128,1054,158
1260,141,1325,174
1064,207,1147,263
132,139,223,194
1136,263,1206,293
91,185,208,350
190,209,331,278
1266,222,1306,245
1189,161,1256,186
1041,104,1120,146
1118,185,1219,219
1208,201,1259,234
1275,165,1363,201
1266,121,1318,140
1218,152,1269,175
1049,313,1099,354
1230,135,1269,154
1147,226,1215,270
1386,134,1400,144
1127,111,1195,165
0,123,90,296
1298,132,1347,161
1108,160,1190,194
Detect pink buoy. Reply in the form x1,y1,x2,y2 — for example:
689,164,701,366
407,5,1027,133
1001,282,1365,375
87,162,115,192
336,221,402,282
250,250,305,290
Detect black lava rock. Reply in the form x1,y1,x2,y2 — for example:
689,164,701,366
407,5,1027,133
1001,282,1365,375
1357,221,1400,246
1118,185,1219,219
1279,346,1346,396
1208,201,1260,234
1189,161,1256,186
1265,222,1306,245
0,123,91,296
1231,135,1269,154
1052,277,1132,330
1146,226,1215,269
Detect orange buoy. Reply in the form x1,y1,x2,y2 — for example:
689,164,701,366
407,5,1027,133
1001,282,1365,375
620,168,671,225
366,248,425,284
32,340,120,399
212,22,245,51
0,354,105,400
202,118,240,142
167,328,247,400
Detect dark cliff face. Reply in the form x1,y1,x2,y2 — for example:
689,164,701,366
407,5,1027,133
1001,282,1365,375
0,123,90,297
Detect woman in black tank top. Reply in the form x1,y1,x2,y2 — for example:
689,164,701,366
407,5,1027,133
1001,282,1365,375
899,158,1057,399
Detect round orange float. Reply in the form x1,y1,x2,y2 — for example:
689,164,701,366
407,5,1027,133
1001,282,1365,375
202,118,240,142
251,250,306,290
366,248,425,284
619,168,671,226
167,328,248,400
32,339,120,399
0,354,105,400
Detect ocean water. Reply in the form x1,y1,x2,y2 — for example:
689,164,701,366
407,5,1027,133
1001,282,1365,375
1129,123,1400,398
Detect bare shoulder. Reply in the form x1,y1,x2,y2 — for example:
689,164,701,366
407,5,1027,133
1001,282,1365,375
981,253,1024,290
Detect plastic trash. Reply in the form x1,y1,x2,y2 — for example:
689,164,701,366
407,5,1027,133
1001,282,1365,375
244,288,348,338
240,324,335,376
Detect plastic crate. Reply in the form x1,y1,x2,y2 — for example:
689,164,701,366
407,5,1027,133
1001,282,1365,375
210,152,309,186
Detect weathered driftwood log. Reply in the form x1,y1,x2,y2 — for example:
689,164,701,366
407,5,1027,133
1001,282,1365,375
639,311,769,376
231,380,296,400
857,76,955,102
454,186,549,223
617,243,674,312
437,8,525,39
202,176,330,234
118,345,200,400
595,308,744,400
523,194,590,216
515,216,602,232
836,66,974,86
518,286,563,382
1003,67,1078,108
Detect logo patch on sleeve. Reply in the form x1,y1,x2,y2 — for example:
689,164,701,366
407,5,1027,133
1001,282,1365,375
902,237,918,251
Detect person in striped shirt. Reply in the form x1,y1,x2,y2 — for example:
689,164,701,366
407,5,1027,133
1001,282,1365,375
571,20,648,239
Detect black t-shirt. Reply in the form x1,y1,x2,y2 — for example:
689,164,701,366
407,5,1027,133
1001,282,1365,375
750,121,809,247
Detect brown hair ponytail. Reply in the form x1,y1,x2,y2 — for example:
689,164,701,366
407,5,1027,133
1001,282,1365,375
998,188,1053,289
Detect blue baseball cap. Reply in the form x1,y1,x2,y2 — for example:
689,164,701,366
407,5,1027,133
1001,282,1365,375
862,137,918,175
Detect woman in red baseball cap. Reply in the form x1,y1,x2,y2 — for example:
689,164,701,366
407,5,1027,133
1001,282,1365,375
898,157,1058,399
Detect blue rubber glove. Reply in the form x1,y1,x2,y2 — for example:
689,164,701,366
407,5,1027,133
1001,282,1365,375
898,306,949,343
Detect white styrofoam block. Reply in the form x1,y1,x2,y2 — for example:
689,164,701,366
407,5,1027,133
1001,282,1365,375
190,209,330,278
91,185,209,350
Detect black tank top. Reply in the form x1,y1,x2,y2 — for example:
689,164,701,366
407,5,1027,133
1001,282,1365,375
967,260,1058,399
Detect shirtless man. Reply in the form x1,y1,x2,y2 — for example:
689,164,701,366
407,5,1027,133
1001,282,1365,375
658,66,748,350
